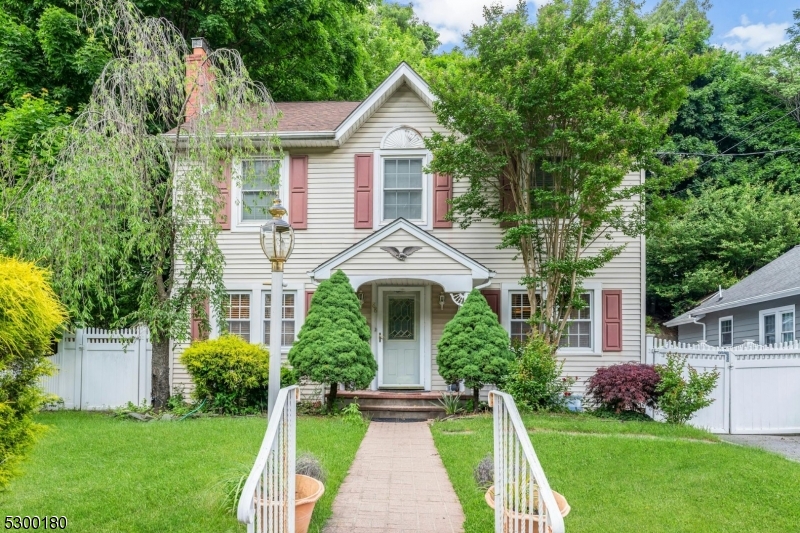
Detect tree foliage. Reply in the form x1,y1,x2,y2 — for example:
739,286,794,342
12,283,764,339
288,270,376,411
19,0,279,408
648,184,800,317
504,333,573,412
437,290,513,410
426,0,707,344
0,257,66,490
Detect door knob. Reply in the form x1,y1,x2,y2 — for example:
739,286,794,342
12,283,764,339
379,332,383,342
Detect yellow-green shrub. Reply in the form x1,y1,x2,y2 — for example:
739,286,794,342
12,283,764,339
180,335,295,414
0,256,66,489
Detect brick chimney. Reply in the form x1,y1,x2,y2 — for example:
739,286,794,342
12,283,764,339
185,37,215,120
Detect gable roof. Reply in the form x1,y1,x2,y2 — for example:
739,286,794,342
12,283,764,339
665,246,800,327
165,63,434,147
309,218,493,283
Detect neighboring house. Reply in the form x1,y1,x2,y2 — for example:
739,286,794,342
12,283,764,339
665,246,800,346
171,40,646,394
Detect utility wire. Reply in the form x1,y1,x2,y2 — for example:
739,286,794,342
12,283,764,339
697,105,800,169
711,102,785,148
657,148,800,157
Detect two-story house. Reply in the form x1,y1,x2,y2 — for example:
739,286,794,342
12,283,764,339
171,40,646,400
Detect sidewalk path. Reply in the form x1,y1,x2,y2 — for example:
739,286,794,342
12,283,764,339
322,421,465,533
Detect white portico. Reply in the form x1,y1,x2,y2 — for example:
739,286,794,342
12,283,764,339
309,218,494,391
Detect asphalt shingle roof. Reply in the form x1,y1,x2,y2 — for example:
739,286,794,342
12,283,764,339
666,246,800,325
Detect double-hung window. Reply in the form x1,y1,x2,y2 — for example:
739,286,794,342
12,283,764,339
263,291,296,347
383,158,424,221
241,159,280,222
510,292,533,343
719,316,733,346
559,293,592,349
225,292,251,341
760,305,795,345
508,291,594,349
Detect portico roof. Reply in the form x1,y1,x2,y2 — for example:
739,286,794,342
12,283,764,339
308,218,494,293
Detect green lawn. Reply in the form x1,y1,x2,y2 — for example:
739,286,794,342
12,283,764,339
432,413,800,533
0,412,367,533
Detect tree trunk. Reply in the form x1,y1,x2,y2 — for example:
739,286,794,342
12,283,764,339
151,337,171,410
327,382,338,413
473,387,480,413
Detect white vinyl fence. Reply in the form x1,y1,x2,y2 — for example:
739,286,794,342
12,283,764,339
40,327,152,410
647,336,800,434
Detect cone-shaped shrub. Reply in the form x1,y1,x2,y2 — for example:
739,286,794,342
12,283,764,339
289,270,376,411
437,289,513,410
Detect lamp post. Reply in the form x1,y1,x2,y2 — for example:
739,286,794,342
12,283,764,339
260,198,295,417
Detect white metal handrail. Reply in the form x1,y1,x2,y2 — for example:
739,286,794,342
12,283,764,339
237,385,299,533
489,390,565,533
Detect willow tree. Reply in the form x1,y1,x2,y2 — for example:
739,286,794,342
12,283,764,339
20,0,278,408
426,0,707,344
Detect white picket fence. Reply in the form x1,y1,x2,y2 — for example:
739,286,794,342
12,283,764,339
40,327,152,410
647,336,800,434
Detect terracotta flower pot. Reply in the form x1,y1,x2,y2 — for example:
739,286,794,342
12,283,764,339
258,474,325,533
295,474,325,533
485,486,570,533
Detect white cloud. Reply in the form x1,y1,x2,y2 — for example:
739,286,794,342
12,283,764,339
721,18,789,54
410,0,550,46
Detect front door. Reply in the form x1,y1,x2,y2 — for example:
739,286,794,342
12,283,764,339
382,292,421,386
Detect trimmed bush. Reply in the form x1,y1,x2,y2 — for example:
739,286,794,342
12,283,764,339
585,363,661,414
0,257,66,489
181,335,294,414
505,332,574,411
437,289,514,411
288,270,376,411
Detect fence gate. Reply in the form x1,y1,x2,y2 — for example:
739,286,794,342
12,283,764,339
647,336,800,434
40,327,152,410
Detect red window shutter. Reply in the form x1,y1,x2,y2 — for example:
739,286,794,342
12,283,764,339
602,290,623,352
481,290,501,322
190,299,210,342
289,155,308,229
305,290,315,317
433,173,453,228
216,161,232,230
499,170,517,228
354,154,373,229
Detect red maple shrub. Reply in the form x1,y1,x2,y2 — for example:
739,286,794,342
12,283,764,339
585,363,661,414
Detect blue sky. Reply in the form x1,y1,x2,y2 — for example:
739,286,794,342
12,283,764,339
395,1,796,55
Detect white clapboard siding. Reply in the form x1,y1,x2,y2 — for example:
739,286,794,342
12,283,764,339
172,83,644,391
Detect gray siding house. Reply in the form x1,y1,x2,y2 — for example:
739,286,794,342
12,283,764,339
665,246,800,346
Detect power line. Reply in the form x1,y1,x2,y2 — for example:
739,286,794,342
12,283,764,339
711,102,785,148
657,148,800,157
697,105,800,169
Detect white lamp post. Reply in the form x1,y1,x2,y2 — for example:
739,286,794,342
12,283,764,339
260,198,295,417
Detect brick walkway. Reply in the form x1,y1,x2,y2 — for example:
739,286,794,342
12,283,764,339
322,421,465,533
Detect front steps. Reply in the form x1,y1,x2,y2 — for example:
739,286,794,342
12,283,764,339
331,390,447,420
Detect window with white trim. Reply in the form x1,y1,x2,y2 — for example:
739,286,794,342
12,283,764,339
719,316,733,347
760,305,795,345
382,158,424,221
224,292,251,341
263,291,296,347
559,293,592,349
241,159,280,222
